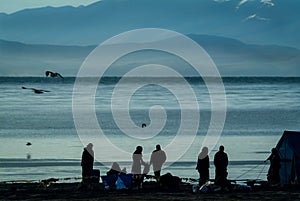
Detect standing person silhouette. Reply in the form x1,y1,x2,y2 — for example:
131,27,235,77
131,146,147,188
265,148,281,185
214,145,228,187
150,144,167,182
196,146,210,186
81,143,94,183
132,146,146,174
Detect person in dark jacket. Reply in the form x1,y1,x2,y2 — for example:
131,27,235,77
214,145,228,187
265,148,281,185
150,144,167,181
196,146,210,186
81,143,94,182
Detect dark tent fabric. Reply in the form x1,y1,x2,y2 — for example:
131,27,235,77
101,174,133,190
275,130,300,185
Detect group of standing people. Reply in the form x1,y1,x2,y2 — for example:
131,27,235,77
81,143,280,187
196,145,281,187
196,145,229,187
81,143,167,184
131,144,167,184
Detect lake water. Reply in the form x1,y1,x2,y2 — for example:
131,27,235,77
1,77,300,183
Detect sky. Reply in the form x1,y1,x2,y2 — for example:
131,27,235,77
0,0,100,14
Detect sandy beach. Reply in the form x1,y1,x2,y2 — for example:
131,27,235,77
1,182,299,201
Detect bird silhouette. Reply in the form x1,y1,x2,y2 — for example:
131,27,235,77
45,71,64,79
22,86,50,94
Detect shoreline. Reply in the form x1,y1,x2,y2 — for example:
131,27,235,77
0,158,270,183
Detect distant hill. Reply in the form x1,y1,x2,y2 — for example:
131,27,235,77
188,34,300,76
1,34,300,76
0,0,299,48
0,39,93,76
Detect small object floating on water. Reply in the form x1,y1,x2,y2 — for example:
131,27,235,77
45,71,64,79
22,86,50,94
26,142,32,146
142,123,147,128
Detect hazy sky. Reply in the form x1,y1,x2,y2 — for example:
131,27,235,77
0,0,100,14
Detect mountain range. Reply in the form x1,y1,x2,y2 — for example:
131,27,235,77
0,0,299,48
1,34,299,76
0,0,299,76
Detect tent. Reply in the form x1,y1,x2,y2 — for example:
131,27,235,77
275,130,300,185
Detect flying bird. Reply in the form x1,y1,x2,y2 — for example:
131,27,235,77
22,86,50,94
45,71,64,79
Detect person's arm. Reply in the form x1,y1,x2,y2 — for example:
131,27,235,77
149,153,153,166
88,153,94,167
207,156,210,168
225,154,228,167
141,155,147,166
163,151,167,163
264,154,272,163
81,150,88,166
196,158,199,170
213,154,217,166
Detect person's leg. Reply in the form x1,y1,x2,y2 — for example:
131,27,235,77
274,169,280,185
132,174,144,189
198,171,202,186
219,170,228,187
82,167,88,183
215,169,221,185
154,170,161,182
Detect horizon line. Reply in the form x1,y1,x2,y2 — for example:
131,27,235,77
1,76,300,78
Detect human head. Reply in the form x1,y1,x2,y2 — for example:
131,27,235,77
136,146,143,153
112,162,120,170
156,144,161,150
219,145,224,152
202,146,208,154
112,162,118,167
199,146,208,159
87,143,93,150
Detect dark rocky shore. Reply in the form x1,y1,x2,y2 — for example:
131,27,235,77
0,182,299,201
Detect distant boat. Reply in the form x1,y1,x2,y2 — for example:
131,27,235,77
45,71,64,79
26,142,32,146
22,86,50,94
